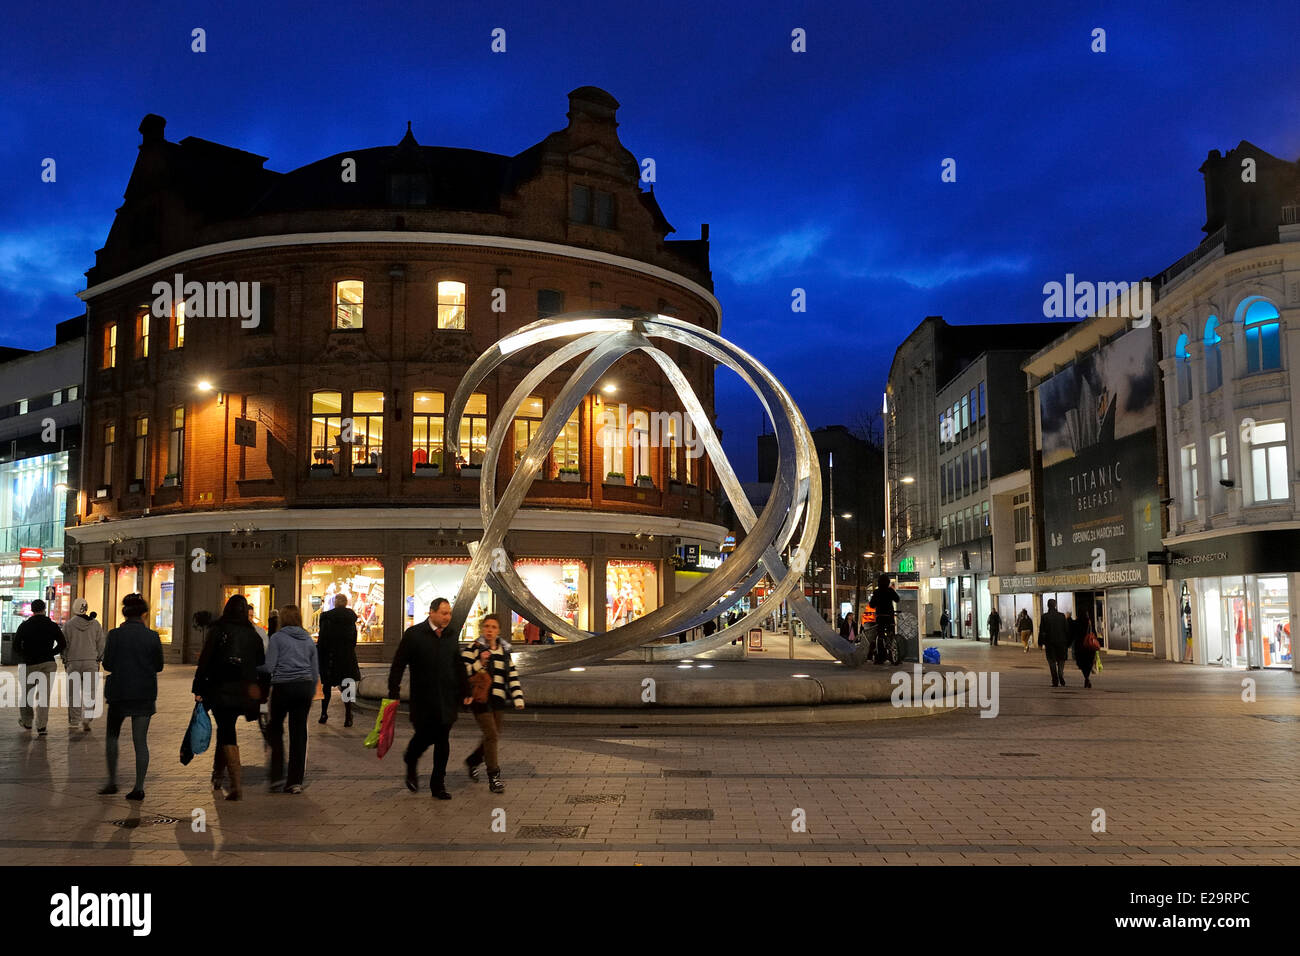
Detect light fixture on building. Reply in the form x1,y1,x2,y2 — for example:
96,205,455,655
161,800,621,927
841,512,852,519
197,380,213,392
602,382,617,394
901,476,915,484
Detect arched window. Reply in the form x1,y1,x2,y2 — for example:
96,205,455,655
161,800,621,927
1204,316,1221,392
1237,297,1281,373
1175,334,1191,405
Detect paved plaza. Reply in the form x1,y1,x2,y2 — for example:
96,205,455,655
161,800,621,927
1,641,1298,865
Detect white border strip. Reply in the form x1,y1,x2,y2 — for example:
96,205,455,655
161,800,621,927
78,231,721,319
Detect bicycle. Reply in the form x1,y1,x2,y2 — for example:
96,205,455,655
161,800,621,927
871,618,900,666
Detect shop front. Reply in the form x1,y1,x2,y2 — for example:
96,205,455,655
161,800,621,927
939,538,992,639
1166,531,1298,671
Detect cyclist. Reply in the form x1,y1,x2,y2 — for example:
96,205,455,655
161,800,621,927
868,573,901,664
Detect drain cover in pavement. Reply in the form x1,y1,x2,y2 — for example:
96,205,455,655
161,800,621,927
651,808,714,820
662,769,711,778
517,824,589,839
567,794,625,805
110,816,179,828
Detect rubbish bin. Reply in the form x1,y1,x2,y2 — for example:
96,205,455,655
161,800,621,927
1,633,15,666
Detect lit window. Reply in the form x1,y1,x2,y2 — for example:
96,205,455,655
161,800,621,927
512,396,545,473
1174,334,1191,405
133,416,149,483
1180,444,1199,518
135,312,150,359
1239,298,1281,373
600,401,625,481
631,410,651,483
437,281,466,330
555,406,580,475
102,324,117,369
172,300,186,349
310,391,342,472
351,391,384,472
412,391,444,471
459,393,489,467
1245,420,1288,503
167,407,185,481
1204,316,1221,391
335,281,363,330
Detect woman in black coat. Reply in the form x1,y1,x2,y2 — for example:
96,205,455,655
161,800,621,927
99,593,164,800
193,595,266,800
1073,613,1099,688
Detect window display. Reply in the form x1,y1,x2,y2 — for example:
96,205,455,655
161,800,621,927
301,559,384,643
515,559,588,637
83,568,105,623
404,558,489,641
1257,575,1291,668
606,560,658,629
116,565,139,626
149,564,174,644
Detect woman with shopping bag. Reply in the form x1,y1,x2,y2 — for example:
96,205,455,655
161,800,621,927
192,595,265,800
460,614,524,794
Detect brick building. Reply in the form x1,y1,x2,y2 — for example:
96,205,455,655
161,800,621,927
70,86,725,662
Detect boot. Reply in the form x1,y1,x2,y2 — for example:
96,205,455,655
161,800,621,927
344,702,354,728
431,777,451,800
488,770,505,794
318,700,328,725
223,745,243,801
211,746,227,789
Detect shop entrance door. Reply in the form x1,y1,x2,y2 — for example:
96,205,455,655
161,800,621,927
222,584,275,633
1092,593,1106,649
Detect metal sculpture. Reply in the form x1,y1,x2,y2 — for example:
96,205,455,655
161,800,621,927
444,311,872,674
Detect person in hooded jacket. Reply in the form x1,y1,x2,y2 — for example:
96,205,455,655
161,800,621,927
263,604,319,793
62,598,108,732
99,593,163,800
192,594,266,800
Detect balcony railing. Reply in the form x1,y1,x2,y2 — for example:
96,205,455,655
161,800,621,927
1159,224,1226,286
1282,205,1300,226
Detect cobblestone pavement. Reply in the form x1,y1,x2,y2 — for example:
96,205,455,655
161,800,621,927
2,641,1298,865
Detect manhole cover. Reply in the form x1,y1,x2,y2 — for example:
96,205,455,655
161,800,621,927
662,769,711,778
516,825,589,839
110,816,179,828
998,752,1039,757
651,808,714,820
1251,714,1300,723
567,794,625,805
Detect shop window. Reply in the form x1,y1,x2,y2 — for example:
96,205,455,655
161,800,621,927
134,311,150,359
1174,334,1191,405
512,395,545,473
334,280,363,330
537,289,565,319
116,565,139,627
83,568,105,623
1204,316,1221,391
515,559,588,636
172,300,186,349
301,559,384,643
412,390,444,471
437,280,467,330
310,391,343,472
1210,432,1228,514
606,560,658,629
149,564,174,644
350,391,384,472
1238,298,1281,373
102,423,115,488
167,407,185,482
1245,420,1288,503
1257,576,1292,668
404,558,489,642
459,393,489,467
1180,444,1199,518
132,416,149,483
102,323,117,369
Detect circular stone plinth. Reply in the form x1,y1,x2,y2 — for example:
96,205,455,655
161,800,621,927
359,659,972,711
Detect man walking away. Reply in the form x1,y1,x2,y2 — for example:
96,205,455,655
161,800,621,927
940,608,950,640
317,594,361,726
62,598,107,732
389,598,471,800
15,599,66,736
1038,599,1071,688
987,609,1002,646
99,594,163,800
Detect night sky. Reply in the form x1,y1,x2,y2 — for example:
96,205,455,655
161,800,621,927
4,0,1298,480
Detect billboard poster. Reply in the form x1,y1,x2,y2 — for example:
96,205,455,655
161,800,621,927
1036,327,1161,569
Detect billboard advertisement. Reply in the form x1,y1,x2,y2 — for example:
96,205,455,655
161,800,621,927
1036,327,1161,569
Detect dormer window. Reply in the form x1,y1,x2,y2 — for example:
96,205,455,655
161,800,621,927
571,184,616,228
389,173,428,207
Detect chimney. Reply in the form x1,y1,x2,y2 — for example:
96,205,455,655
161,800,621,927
701,223,710,241
567,86,619,127
139,114,166,145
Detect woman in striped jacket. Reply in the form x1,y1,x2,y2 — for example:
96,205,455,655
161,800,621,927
461,614,524,793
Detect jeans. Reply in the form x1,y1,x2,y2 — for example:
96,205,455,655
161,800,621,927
19,661,58,730
106,707,152,790
405,722,453,785
467,708,506,772
268,679,314,786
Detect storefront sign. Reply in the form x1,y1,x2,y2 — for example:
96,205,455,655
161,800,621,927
0,564,24,588
19,547,43,562
1167,530,1300,579
1036,327,1162,569
898,556,915,573
992,562,1152,593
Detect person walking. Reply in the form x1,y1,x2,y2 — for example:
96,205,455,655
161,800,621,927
839,611,858,643
940,608,951,640
868,574,901,664
263,604,319,794
62,598,108,732
1074,613,1100,688
317,594,361,726
192,595,266,800
388,597,471,800
461,614,524,794
987,608,1002,646
1016,608,1034,652
15,599,66,736
1038,598,1071,687
99,594,163,800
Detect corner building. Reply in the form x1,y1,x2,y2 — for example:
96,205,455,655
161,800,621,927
70,87,725,662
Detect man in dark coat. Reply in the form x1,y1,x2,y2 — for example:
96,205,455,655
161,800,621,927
1038,598,1071,687
15,599,66,734
317,594,361,726
388,597,471,800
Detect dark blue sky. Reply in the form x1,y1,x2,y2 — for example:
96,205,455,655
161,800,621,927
4,0,1298,479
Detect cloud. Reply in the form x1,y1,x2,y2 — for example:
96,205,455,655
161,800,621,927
716,225,831,284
